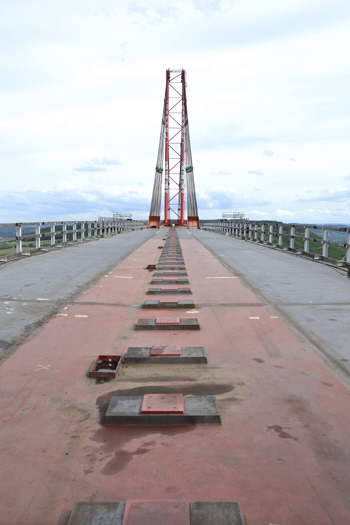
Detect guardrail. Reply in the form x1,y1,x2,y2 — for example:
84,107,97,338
0,219,148,261
200,219,350,266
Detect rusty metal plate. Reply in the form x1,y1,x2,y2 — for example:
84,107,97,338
150,345,182,356
141,394,185,414
159,300,179,305
155,316,180,325
122,500,190,525
160,287,178,292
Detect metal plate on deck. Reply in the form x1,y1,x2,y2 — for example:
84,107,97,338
122,500,190,525
141,394,184,414
150,345,182,356
155,317,180,325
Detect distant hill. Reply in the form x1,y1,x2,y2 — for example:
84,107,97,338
0,226,36,240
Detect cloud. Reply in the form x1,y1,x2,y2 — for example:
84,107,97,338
197,186,271,210
127,2,177,24
289,158,296,161
192,0,234,13
262,150,274,156
0,186,151,222
74,158,121,172
296,187,350,203
215,170,232,175
248,170,264,175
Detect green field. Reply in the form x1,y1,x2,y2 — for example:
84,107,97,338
269,227,347,261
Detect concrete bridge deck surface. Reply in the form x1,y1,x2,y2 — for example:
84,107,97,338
0,228,350,524
189,229,350,386
0,228,157,363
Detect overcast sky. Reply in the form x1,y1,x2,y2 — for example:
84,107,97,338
1,0,350,224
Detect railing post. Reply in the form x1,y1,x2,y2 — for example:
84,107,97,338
72,223,77,241
35,225,41,249
290,226,295,249
346,231,350,264
261,224,265,243
269,225,273,244
322,228,329,258
81,222,85,241
249,222,253,240
254,224,258,241
278,225,283,246
304,227,310,252
62,223,67,243
50,224,55,246
16,225,22,253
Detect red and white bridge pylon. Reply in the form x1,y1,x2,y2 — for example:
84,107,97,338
148,69,200,228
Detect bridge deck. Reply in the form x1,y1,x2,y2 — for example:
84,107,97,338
0,228,350,525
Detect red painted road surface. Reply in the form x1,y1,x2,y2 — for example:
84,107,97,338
1,230,350,524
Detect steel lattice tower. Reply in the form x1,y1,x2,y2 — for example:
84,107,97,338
148,69,200,228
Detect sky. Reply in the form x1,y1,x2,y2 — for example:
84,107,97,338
1,0,350,224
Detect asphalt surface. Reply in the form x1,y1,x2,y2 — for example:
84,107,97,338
188,228,350,386
0,229,159,361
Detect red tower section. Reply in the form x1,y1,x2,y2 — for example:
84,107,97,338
148,69,199,228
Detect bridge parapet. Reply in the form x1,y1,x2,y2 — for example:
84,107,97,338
201,219,350,267
0,218,148,261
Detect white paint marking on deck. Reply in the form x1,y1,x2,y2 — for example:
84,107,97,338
187,309,199,313
114,276,133,279
63,306,69,310
35,364,50,371
206,276,237,279
249,317,260,319
270,316,279,319
57,313,68,317
75,315,88,318
6,312,13,315
36,298,49,301
4,301,9,304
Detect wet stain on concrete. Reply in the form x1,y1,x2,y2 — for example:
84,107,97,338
284,395,347,463
90,427,195,451
252,358,264,363
218,396,244,404
266,425,299,441
88,427,195,476
123,376,198,383
273,365,286,369
320,381,334,387
101,445,151,476
58,404,91,421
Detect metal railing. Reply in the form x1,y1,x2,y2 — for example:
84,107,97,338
200,219,350,266
0,218,148,261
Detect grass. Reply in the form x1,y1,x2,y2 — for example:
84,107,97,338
257,227,347,261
